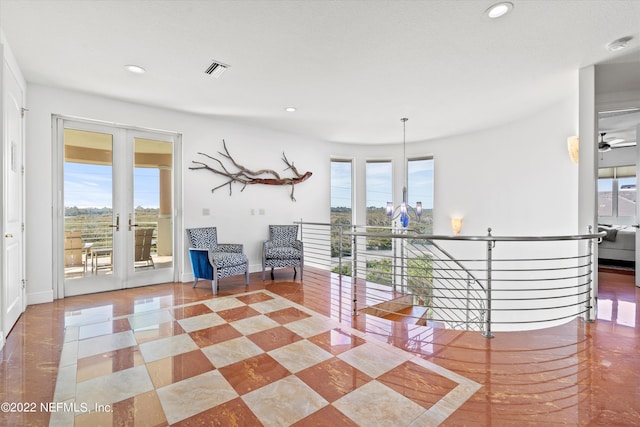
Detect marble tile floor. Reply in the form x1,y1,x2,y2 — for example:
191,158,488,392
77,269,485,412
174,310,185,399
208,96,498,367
52,289,481,426
1,267,639,426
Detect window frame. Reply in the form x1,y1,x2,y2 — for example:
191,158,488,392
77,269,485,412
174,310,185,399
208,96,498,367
598,165,636,221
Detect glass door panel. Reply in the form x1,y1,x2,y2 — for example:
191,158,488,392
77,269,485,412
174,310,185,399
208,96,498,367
132,137,173,273
125,131,175,288
63,127,120,295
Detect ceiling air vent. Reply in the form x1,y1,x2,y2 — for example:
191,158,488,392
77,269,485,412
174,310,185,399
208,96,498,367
205,60,229,78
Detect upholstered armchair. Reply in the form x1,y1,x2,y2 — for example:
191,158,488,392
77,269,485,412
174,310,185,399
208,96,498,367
186,227,249,295
262,224,303,280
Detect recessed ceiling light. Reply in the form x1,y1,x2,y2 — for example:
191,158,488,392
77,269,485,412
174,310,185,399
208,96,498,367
285,107,297,112
607,36,633,52
485,2,513,19
124,64,146,74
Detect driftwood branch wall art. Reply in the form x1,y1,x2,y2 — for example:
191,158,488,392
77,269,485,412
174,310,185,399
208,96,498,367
189,140,312,201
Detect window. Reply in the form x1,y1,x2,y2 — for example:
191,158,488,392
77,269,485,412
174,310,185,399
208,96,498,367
618,176,636,217
366,161,392,250
598,165,636,219
598,177,613,217
330,160,353,260
407,157,434,234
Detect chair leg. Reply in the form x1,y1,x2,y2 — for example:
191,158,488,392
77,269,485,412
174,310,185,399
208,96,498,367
192,277,199,288
300,265,303,281
212,266,219,295
293,267,297,279
245,269,249,286
271,268,274,280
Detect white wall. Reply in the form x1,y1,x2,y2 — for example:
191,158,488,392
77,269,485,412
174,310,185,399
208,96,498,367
25,84,331,304
24,82,580,305
432,95,581,331
431,95,580,238
335,95,580,239
331,95,581,331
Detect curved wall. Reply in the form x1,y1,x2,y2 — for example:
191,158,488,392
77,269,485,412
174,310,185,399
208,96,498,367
24,83,579,305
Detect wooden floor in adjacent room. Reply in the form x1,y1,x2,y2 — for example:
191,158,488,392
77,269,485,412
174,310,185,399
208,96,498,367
1,267,638,426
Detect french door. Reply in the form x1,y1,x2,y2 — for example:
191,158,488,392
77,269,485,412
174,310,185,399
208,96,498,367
54,117,180,297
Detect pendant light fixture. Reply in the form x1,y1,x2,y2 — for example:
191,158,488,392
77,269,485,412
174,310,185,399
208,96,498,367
386,117,422,227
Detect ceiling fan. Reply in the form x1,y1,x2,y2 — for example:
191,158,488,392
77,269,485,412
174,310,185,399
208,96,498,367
598,132,636,152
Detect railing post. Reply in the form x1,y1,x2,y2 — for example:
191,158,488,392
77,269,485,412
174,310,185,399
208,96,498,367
392,224,397,292
466,273,471,331
401,232,406,294
338,224,343,279
483,227,494,338
299,219,304,267
351,225,358,316
585,225,594,323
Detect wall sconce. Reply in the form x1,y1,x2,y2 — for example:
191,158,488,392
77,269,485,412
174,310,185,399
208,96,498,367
451,217,463,235
567,136,579,164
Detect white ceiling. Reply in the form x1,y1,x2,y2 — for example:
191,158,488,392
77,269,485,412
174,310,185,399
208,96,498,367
1,0,639,144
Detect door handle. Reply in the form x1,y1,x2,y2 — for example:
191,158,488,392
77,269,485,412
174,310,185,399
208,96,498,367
4,233,13,238
110,214,120,231
128,214,140,231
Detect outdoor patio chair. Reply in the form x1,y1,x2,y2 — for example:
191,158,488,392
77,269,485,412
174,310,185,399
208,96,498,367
64,230,93,273
186,227,249,295
262,224,303,280
134,228,155,269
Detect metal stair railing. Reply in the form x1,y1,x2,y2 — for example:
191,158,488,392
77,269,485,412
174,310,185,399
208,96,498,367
349,229,487,332
297,221,604,337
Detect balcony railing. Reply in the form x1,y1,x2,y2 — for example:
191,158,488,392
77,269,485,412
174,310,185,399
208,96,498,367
64,218,159,274
64,219,158,249
297,221,603,337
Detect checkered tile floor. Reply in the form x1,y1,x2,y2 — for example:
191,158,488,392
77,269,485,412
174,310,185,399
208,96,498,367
51,290,479,426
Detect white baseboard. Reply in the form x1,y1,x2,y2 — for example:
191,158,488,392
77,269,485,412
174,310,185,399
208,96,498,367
27,290,54,305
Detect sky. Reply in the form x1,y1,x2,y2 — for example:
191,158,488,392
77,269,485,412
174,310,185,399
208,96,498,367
598,176,635,191
330,161,352,208
408,158,434,208
331,159,434,209
64,162,160,208
366,162,392,208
